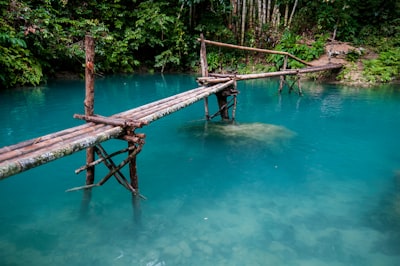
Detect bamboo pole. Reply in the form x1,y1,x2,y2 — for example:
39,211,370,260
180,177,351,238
95,144,131,189
128,134,142,224
297,72,303,95
75,145,137,174
0,122,107,160
80,35,96,217
0,124,105,162
1,61,341,180
116,87,210,117
232,81,238,120
118,88,215,121
66,145,141,192
116,80,234,122
200,33,210,120
215,88,232,120
0,121,123,180
197,38,313,66
1,61,340,179
113,81,231,124
97,145,140,187
279,55,288,93
0,124,92,155
85,35,95,186
70,143,147,200
96,140,144,193
0,81,234,180
198,64,342,84
234,64,342,80
0,82,235,161
115,82,232,124
200,34,209,77
138,81,234,122
74,114,147,128
197,77,232,85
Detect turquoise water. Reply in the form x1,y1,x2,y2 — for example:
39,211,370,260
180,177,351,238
0,75,400,265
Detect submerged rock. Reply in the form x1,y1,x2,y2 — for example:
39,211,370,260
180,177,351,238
205,122,294,140
181,121,296,152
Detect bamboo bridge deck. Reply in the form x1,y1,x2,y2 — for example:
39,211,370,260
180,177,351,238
0,64,342,181
0,36,343,186
0,80,235,180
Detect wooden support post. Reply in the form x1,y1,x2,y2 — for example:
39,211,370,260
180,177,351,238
200,33,210,120
128,133,141,224
200,33,209,79
79,187,91,218
216,90,230,121
80,35,95,217
94,145,130,189
128,143,139,192
204,97,210,121
232,81,238,121
297,72,303,96
279,55,288,93
84,35,95,185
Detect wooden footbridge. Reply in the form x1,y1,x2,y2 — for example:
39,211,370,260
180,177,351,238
0,35,342,201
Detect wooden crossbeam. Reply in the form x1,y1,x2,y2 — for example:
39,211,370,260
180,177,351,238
74,114,148,128
197,64,342,85
65,144,142,192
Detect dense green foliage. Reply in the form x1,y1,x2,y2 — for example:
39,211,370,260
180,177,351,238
1,0,399,88
363,47,400,83
267,31,327,71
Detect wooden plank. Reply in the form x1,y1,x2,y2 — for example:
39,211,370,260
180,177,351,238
199,64,342,83
0,125,124,180
0,124,93,155
0,62,341,180
0,81,234,180
74,114,147,128
0,124,105,162
136,81,234,122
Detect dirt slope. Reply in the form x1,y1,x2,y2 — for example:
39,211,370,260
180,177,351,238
310,41,378,86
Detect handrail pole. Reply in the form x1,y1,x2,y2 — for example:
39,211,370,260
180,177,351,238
200,33,210,120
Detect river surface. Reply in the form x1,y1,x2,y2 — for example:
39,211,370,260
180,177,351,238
0,74,399,265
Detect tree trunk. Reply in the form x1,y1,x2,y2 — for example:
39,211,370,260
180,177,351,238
288,0,298,28
240,0,247,45
271,3,280,31
284,3,289,27
249,0,254,32
267,0,271,23
234,0,240,40
257,0,262,37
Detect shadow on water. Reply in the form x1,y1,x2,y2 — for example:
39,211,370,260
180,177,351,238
366,170,400,256
13,229,59,255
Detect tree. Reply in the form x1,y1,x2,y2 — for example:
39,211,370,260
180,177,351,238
1,0,399,88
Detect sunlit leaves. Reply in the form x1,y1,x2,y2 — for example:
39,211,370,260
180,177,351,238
363,47,400,83
268,31,327,69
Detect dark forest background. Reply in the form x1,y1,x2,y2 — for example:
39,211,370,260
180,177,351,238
1,0,399,88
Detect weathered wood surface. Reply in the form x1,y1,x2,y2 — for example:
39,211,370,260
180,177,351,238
197,64,342,85
74,114,148,128
0,80,234,180
84,35,96,186
0,60,341,180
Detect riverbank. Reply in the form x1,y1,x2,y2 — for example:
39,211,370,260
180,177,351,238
308,41,377,87
47,40,396,89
